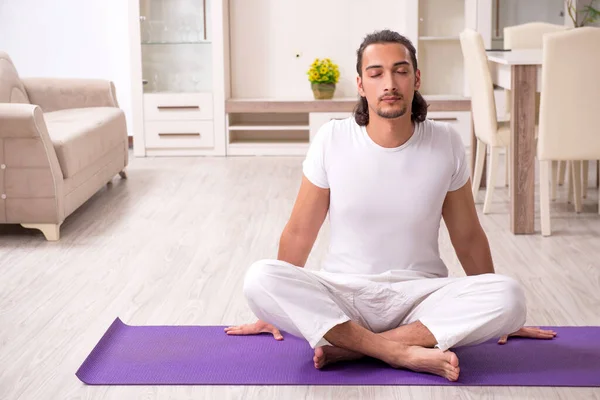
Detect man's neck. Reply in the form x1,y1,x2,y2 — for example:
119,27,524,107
365,113,415,149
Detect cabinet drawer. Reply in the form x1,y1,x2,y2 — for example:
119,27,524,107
427,111,472,146
143,93,213,121
144,120,214,149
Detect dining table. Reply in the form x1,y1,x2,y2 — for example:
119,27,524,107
485,49,542,235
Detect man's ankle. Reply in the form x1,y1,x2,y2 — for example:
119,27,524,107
377,336,410,364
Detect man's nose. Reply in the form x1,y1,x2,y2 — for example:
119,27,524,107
384,73,397,92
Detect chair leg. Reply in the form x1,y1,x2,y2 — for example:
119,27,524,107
483,147,500,214
21,223,61,241
472,139,487,201
582,160,589,199
558,161,567,185
551,161,558,201
540,160,551,236
572,161,582,213
568,163,574,204
119,169,128,179
505,148,509,187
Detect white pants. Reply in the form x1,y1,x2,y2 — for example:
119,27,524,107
243,259,527,351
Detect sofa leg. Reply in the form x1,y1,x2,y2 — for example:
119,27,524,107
119,169,128,179
21,223,61,241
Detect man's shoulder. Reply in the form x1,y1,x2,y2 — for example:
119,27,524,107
419,118,463,146
313,116,360,144
421,117,453,135
320,116,359,134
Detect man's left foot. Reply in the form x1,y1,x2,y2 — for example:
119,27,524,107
313,345,364,369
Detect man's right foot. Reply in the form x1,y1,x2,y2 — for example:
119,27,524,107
390,345,460,381
313,345,364,369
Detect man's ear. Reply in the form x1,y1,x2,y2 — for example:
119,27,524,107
357,75,366,97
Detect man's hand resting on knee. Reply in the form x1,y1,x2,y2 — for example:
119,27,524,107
224,320,284,340
498,327,557,344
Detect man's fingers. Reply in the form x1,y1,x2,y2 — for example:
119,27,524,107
224,321,284,339
224,324,246,332
224,324,257,335
521,328,557,338
258,325,283,340
224,328,249,335
535,332,557,339
271,328,284,340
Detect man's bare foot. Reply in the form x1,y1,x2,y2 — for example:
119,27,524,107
313,345,364,369
390,345,460,381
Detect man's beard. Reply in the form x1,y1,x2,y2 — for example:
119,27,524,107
370,92,408,119
376,105,407,119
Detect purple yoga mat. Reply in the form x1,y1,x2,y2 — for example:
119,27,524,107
76,318,600,386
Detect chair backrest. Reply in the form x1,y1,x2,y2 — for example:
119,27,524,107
504,22,568,50
538,27,600,161
459,29,498,145
0,51,30,104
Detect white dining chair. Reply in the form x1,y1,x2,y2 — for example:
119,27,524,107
460,29,518,214
538,27,600,236
503,22,569,192
504,22,568,49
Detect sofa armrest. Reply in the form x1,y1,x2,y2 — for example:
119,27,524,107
0,103,64,224
21,77,119,112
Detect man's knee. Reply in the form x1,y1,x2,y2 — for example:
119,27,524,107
242,259,290,302
492,275,527,329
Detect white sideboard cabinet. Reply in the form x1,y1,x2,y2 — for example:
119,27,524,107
130,0,229,156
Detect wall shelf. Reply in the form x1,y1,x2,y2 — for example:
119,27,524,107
226,110,311,155
223,96,474,155
225,98,359,113
227,139,309,156
228,123,310,131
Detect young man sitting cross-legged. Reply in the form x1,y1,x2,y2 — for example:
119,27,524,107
225,29,556,381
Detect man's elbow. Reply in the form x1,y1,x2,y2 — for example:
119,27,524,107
281,222,317,246
452,227,486,256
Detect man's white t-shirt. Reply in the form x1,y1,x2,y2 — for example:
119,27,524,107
302,116,470,278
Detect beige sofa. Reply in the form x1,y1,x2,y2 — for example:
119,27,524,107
0,51,128,241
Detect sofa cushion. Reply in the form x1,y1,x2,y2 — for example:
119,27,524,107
43,107,126,178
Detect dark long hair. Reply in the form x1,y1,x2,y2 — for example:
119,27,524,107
353,29,428,126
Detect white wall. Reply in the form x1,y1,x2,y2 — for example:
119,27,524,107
229,0,407,99
0,0,133,136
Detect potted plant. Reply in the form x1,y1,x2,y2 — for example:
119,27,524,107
566,0,600,27
307,58,340,99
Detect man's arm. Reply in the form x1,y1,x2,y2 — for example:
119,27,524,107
224,176,329,339
442,180,495,275
442,179,557,343
277,175,330,267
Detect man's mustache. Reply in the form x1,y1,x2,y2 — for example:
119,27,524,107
379,92,403,100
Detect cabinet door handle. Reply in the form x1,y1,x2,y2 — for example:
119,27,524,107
157,105,200,110
158,132,201,137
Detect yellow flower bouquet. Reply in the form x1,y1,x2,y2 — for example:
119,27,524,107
307,58,340,99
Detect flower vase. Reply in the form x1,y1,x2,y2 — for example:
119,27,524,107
311,83,336,100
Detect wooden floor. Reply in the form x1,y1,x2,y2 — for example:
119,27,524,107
1,154,599,400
